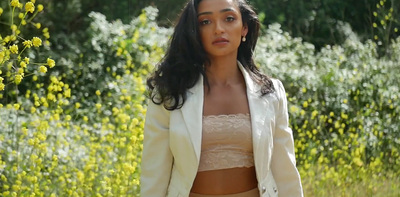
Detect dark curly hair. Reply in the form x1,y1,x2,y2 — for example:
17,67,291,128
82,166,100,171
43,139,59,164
147,0,274,110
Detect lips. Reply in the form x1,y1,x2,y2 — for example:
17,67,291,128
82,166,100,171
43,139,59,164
212,37,229,44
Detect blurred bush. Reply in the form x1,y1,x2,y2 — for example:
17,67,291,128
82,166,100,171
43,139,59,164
256,23,400,196
0,1,399,196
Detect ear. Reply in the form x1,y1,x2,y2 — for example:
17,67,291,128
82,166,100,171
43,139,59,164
242,23,248,37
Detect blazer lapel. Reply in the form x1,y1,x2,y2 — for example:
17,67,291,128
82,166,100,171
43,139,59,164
238,62,274,174
180,75,204,163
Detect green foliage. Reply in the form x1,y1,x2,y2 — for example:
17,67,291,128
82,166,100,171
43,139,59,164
256,23,400,196
0,5,168,196
1,2,399,196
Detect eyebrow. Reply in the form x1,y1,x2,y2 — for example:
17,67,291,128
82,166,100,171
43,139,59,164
197,8,236,17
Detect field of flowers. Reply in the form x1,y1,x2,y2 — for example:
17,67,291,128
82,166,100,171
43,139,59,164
1,1,399,196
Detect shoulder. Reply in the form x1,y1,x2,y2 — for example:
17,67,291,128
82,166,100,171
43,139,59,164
270,78,287,98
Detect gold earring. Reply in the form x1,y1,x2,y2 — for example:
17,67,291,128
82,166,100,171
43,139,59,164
242,36,246,42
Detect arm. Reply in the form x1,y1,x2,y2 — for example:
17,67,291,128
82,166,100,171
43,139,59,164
271,79,304,197
140,100,173,197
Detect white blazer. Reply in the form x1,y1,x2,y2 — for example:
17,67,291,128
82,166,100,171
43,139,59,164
141,62,304,197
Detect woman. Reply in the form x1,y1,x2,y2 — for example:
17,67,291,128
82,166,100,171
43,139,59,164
141,0,303,196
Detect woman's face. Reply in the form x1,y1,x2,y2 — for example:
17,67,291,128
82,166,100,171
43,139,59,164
197,0,247,58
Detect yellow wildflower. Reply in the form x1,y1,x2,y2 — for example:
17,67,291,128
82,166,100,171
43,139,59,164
11,0,19,7
96,90,101,96
39,65,47,73
24,57,30,64
35,23,41,29
10,44,19,54
47,58,55,68
25,2,35,13
32,37,42,47
302,101,308,108
19,13,24,18
31,106,36,113
21,20,26,25
11,24,17,31
15,74,23,84
23,40,33,48
43,32,50,39
0,83,4,91
37,4,43,12
65,115,71,121
13,103,20,110
0,8,3,16
31,0,36,3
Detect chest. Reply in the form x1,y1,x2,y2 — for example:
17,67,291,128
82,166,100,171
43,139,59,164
203,84,249,115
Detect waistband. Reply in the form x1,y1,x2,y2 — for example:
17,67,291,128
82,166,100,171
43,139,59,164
189,188,259,197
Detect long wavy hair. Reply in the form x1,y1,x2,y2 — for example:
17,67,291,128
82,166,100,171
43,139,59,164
147,0,274,110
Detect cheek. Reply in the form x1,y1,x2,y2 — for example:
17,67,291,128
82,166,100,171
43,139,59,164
199,29,211,45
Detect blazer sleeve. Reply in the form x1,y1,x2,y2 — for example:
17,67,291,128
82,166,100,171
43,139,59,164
140,100,173,197
271,79,304,197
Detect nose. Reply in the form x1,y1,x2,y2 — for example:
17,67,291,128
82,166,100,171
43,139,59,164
214,21,225,35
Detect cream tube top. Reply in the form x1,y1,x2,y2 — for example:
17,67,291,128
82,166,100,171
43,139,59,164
198,113,254,172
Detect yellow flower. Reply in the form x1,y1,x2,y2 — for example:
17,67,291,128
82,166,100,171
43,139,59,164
10,44,19,54
31,0,36,3
37,4,43,12
39,65,47,73
15,74,23,84
25,2,35,13
23,40,33,48
0,83,4,91
19,13,24,18
47,58,55,68
35,23,41,29
0,8,3,16
302,101,308,108
11,24,17,31
13,103,20,110
96,90,101,96
11,0,19,7
32,37,42,47
65,115,71,121
24,57,30,64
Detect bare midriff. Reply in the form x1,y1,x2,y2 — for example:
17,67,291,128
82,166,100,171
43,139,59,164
190,166,258,195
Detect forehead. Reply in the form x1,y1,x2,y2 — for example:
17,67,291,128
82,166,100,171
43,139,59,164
197,0,239,13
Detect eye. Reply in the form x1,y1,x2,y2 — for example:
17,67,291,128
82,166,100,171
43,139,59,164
199,19,211,25
226,16,235,22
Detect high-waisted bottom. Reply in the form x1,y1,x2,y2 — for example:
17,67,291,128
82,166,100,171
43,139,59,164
189,188,259,197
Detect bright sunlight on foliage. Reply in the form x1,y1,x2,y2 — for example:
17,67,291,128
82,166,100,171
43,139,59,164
0,1,399,196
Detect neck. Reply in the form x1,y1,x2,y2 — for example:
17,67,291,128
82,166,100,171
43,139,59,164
205,55,241,85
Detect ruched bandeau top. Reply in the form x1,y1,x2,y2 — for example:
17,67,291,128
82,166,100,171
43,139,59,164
198,113,254,172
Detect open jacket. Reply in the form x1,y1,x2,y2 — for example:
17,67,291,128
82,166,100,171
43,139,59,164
140,62,304,197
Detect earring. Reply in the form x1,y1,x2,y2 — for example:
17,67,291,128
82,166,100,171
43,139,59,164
242,36,246,42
